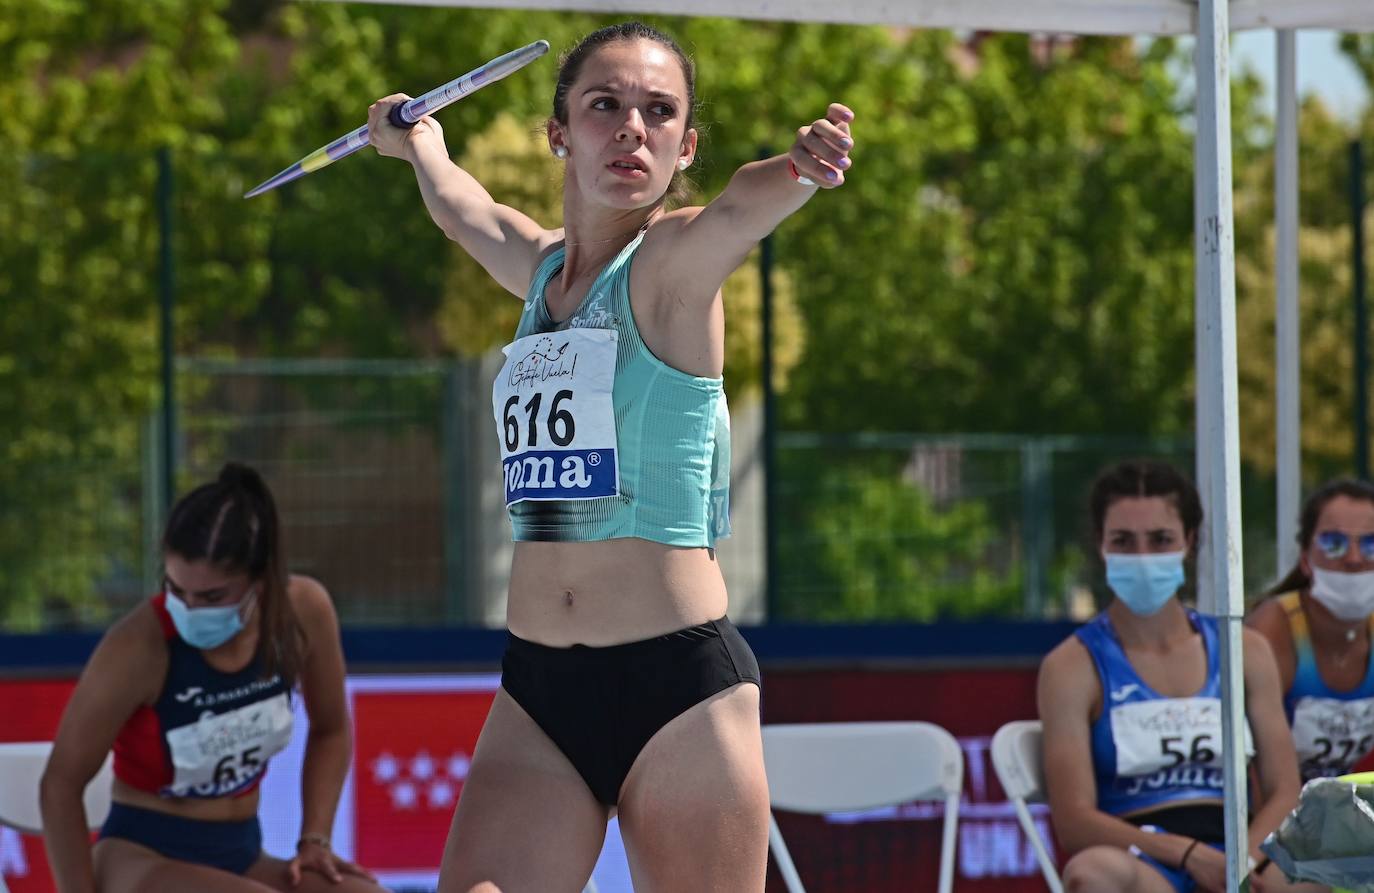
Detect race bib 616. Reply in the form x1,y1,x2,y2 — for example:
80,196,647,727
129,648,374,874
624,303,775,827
493,329,620,505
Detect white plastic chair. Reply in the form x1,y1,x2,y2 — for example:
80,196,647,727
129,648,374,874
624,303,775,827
762,722,962,893
990,720,1063,893
0,742,112,893
0,741,113,834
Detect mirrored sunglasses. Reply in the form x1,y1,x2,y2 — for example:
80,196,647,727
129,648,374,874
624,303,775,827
1314,530,1374,561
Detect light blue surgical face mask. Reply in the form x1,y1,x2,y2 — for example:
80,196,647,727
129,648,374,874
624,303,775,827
1104,551,1186,617
164,589,256,650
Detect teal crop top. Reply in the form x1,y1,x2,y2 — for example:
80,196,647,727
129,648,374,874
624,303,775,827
492,227,731,547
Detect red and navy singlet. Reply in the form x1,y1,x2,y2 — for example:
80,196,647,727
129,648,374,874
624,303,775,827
112,594,294,799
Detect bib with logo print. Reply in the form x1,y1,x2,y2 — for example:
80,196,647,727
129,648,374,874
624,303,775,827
1291,696,1374,778
1109,696,1253,780
493,329,619,505
163,684,294,797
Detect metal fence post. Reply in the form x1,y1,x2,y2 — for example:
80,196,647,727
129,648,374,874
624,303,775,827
141,411,164,596
1353,139,1369,479
1020,438,1052,618
158,146,176,508
442,363,469,623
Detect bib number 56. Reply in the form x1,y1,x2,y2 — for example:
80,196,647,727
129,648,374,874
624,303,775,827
1160,734,1215,767
503,390,575,451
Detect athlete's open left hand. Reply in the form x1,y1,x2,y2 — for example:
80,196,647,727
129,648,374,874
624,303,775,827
789,103,854,188
288,839,378,886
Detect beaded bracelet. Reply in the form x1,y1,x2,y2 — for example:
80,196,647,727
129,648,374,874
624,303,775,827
297,832,331,852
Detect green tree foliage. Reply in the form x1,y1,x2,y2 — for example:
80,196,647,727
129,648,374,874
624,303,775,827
6,2,1359,626
1,0,243,627
776,454,1020,621
771,34,1204,437
1234,42,1374,485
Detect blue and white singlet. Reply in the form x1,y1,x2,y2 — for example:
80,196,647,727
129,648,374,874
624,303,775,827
1077,609,1250,827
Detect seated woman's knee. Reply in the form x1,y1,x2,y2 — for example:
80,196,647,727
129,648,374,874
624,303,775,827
1062,846,1139,893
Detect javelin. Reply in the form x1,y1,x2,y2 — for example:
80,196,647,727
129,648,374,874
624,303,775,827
245,39,550,199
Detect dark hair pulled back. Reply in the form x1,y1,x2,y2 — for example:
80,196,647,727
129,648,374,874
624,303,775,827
552,22,698,204
163,462,303,685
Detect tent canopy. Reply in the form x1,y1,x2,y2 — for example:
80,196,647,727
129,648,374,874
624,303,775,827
329,0,1374,35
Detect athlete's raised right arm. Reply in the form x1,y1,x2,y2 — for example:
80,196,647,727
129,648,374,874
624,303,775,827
40,605,165,893
369,95,560,297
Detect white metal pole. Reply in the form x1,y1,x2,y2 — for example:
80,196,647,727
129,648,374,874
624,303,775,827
1194,1,1249,887
1276,30,1302,577
1196,116,1216,616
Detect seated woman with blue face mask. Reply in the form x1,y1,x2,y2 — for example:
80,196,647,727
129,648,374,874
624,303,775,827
1037,460,1304,893
1249,480,1374,788
39,462,387,893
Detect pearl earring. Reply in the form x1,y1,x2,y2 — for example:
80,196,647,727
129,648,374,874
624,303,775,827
553,146,568,159
677,158,691,171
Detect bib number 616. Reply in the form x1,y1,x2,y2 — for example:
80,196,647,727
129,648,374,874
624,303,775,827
503,390,575,452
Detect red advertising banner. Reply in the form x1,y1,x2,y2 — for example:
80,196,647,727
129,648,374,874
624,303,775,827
1,667,1058,892
0,679,76,893
760,667,1055,893
348,680,496,875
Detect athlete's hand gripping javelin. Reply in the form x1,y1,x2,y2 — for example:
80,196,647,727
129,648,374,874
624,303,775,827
367,93,444,163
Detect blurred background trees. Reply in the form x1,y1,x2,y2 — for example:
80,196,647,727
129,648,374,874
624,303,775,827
3,1,1371,626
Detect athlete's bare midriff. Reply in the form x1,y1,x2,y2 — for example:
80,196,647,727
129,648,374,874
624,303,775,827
111,778,261,822
506,538,728,646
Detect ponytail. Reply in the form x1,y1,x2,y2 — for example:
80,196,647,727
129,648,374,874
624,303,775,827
164,462,304,686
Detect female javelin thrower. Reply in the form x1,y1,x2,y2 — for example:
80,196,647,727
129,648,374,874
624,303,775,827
1037,460,1306,893
40,463,385,893
369,21,853,893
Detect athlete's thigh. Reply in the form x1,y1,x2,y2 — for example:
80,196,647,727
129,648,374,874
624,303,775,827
93,837,276,893
1062,845,1181,893
437,688,609,893
244,855,386,892
617,683,769,893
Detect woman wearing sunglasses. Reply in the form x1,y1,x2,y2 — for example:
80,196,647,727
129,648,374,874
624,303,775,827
1248,479,1374,784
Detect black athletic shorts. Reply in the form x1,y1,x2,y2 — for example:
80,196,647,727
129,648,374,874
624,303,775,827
500,615,761,805
99,801,262,875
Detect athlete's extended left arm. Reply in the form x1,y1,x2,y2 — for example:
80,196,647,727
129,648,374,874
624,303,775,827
1243,627,1301,860
659,103,854,301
